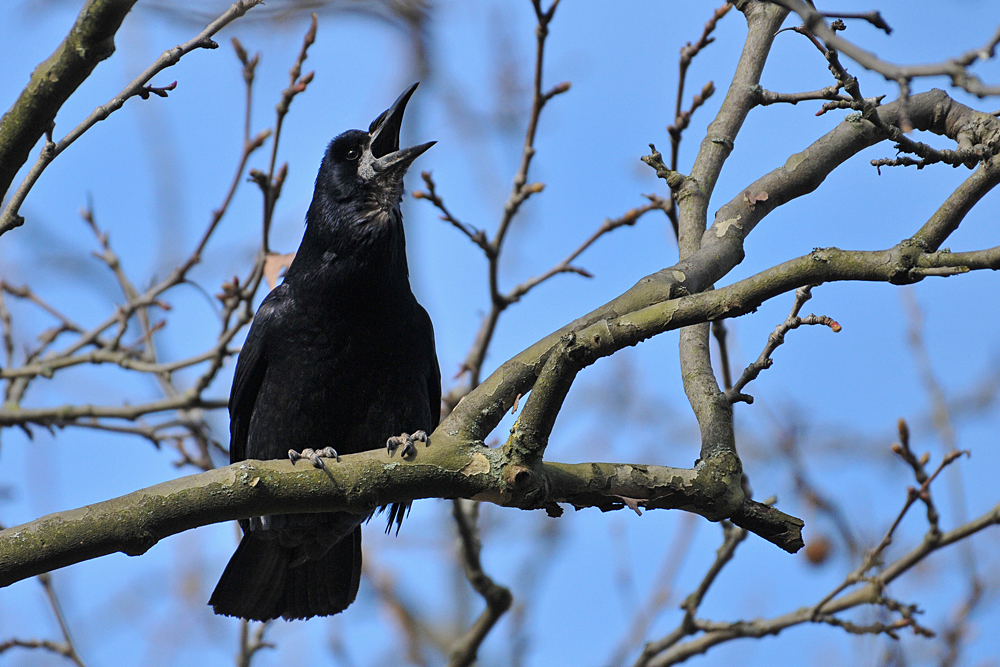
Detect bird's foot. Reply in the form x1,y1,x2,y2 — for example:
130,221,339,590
386,430,427,459
288,447,340,469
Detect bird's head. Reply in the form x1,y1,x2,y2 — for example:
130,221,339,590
312,83,434,216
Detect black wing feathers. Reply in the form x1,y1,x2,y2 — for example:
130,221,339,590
228,290,284,463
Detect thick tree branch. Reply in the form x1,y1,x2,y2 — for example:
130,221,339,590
681,0,789,250
5,231,999,585
0,438,789,588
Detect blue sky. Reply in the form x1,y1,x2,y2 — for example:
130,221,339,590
1,1,999,666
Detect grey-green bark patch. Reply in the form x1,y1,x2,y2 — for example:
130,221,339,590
461,452,491,477
715,215,742,237
784,150,807,172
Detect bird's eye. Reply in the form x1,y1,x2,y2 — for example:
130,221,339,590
345,148,360,161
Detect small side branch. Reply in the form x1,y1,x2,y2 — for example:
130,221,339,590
727,285,841,404
236,621,272,667
667,1,732,236
755,84,850,109
637,463,997,666
506,333,587,464
820,11,892,35
414,172,492,255
642,145,687,192
256,13,317,252
634,521,747,667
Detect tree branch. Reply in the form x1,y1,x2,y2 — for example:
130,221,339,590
7,227,999,585
0,425,798,589
773,0,1000,98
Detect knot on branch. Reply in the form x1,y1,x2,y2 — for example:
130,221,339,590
504,463,553,511
887,239,927,285
642,144,687,191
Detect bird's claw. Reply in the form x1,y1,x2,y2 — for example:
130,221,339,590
386,430,428,458
288,447,339,469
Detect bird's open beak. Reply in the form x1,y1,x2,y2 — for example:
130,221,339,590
369,82,435,173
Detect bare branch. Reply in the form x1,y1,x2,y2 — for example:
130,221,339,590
0,571,86,666
755,84,849,108
773,0,1000,97
504,199,661,305
236,620,272,667
0,432,801,588
726,285,841,404
668,2,732,186
820,10,892,35
634,521,747,667
414,172,492,255
260,13,317,252
638,489,998,666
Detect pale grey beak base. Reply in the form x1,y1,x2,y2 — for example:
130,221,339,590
372,141,436,173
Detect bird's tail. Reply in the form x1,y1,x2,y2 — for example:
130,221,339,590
209,525,362,621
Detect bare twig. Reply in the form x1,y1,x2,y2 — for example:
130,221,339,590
236,620,272,667
0,571,87,667
755,84,850,109
669,3,732,177
902,291,979,584
637,455,994,666
0,19,287,468
727,285,841,404
414,172,492,255
367,559,447,664
610,514,698,667
710,320,732,391
810,445,969,619
258,13,317,252
777,423,860,557
447,499,513,667
431,0,571,404
775,0,1000,98
505,199,661,305
633,521,747,666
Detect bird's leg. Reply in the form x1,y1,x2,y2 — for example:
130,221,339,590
288,447,340,469
386,430,428,459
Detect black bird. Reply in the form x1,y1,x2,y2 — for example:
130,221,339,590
209,83,440,621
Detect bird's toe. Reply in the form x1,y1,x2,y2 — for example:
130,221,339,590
387,434,410,456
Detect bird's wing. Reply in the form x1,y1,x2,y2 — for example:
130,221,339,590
229,288,287,463
420,304,442,429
